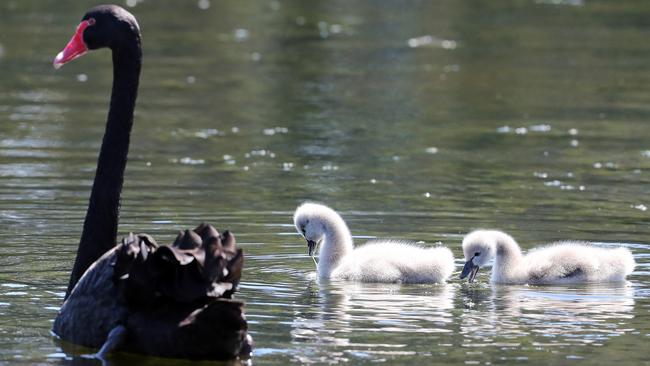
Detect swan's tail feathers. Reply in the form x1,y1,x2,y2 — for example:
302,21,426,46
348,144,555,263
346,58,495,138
618,247,636,277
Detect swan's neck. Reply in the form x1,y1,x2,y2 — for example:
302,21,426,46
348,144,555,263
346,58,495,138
65,40,141,298
491,233,525,283
317,213,354,278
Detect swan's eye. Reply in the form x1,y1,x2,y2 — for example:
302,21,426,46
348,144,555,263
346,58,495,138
87,18,96,26
474,252,480,257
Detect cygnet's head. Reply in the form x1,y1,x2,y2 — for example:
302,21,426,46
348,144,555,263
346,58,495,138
293,202,336,256
460,230,500,283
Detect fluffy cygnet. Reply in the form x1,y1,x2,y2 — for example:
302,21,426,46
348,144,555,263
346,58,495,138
293,202,454,283
460,230,636,285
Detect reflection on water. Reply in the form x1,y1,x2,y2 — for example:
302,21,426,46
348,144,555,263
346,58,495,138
254,276,641,365
290,281,455,363
1,0,650,365
456,284,640,364
460,284,635,345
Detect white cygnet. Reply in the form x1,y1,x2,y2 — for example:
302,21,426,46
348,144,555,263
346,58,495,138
293,202,455,283
460,230,636,285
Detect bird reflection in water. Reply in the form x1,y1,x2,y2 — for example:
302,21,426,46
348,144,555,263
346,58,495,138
459,283,635,350
290,278,456,363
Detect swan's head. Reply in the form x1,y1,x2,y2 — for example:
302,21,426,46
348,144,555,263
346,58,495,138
293,202,337,256
54,5,140,69
460,230,499,283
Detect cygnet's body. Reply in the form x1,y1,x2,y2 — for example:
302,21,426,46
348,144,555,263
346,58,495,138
460,230,636,285
293,203,454,283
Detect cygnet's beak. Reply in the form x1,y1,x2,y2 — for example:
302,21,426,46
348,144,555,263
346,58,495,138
307,239,317,257
460,259,480,283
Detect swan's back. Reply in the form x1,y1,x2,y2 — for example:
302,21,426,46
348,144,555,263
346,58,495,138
523,242,635,284
331,240,454,284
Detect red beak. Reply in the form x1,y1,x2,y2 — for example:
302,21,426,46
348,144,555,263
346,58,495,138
53,20,92,69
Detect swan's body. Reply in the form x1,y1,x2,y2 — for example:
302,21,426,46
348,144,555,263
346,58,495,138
293,202,454,283
460,230,636,285
332,240,456,283
54,226,251,360
52,5,251,359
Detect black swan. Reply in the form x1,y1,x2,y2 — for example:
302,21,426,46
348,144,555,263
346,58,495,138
51,5,252,359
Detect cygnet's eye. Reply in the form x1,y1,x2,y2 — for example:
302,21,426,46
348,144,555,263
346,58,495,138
474,252,481,257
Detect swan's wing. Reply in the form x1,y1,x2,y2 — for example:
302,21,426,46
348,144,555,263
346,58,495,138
525,243,591,282
361,238,422,247
115,224,244,306
337,240,453,283
63,225,251,359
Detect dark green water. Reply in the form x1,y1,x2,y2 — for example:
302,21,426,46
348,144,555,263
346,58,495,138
0,0,649,364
